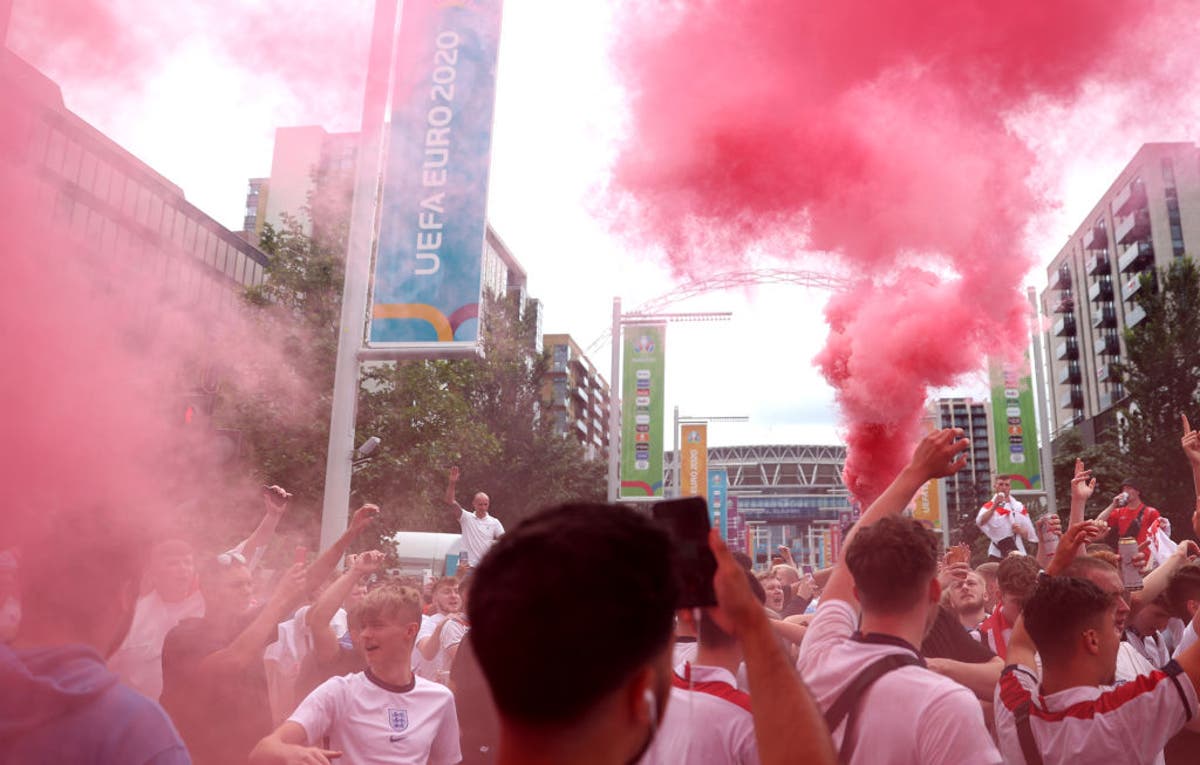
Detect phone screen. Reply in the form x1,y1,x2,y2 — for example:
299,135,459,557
652,497,718,608
802,565,814,576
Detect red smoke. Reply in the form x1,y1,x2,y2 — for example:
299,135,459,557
8,0,372,125
607,0,1174,502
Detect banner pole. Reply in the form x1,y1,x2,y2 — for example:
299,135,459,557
319,0,399,551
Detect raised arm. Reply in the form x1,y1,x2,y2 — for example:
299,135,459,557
306,551,384,662
1068,459,1096,527
1133,541,1200,610
234,485,291,568
709,530,836,765
445,466,462,514
200,563,308,674
822,428,970,607
1182,414,1200,499
304,504,379,593
1046,520,1108,576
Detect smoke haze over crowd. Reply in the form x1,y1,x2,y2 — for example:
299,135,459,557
606,0,1200,502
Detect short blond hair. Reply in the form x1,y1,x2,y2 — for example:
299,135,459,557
350,583,422,629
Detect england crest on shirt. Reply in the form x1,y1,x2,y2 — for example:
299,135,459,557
388,708,409,732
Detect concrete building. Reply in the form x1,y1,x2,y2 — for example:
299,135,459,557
665,444,853,568
1039,143,1200,447
4,48,269,311
932,398,995,537
541,334,610,458
246,125,539,341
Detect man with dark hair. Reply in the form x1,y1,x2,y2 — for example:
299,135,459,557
976,475,1036,560
0,513,189,763
996,575,1200,763
470,502,835,765
1097,478,1163,550
469,503,678,764
977,554,1039,660
796,428,1001,763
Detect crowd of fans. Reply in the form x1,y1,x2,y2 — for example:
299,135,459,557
5,418,1200,764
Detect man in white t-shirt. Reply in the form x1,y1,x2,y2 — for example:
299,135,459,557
444,466,503,566
414,577,464,682
250,584,461,765
110,486,292,700
796,427,1001,764
976,476,1036,560
107,539,204,700
995,575,1200,765
641,603,760,765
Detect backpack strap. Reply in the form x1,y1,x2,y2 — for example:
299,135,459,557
1013,700,1045,765
823,653,921,763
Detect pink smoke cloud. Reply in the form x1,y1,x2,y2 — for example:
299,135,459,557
606,0,1181,503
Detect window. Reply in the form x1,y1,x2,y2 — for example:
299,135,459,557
45,129,66,173
107,170,125,208
93,160,112,200
78,152,97,192
122,177,139,218
62,139,83,182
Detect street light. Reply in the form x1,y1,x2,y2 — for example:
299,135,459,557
607,297,733,502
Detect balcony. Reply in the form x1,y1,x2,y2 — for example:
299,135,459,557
1057,362,1081,385
1097,363,1113,383
1097,333,1121,356
1059,388,1084,410
1126,303,1147,328
1051,292,1075,314
1112,178,1147,218
1086,252,1111,277
1054,339,1079,361
1091,307,1117,329
1099,388,1126,411
1049,265,1072,290
1116,210,1151,246
1088,279,1114,303
1052,315,1077,337
1118,241,1155,273
1083,223,1108,251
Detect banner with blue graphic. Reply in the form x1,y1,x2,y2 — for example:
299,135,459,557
708,469,729,539
369,0,504,348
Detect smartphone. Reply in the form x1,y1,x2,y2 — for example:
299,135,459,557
293,545,308,566
652,497,717,608
802,565,814,576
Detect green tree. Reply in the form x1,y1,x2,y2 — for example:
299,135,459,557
219,216,605,553
1049,427,1125,518
1115,256,1200,537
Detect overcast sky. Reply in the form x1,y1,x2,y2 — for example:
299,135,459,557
10,0,1200,450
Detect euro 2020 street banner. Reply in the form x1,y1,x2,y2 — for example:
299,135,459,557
680,423,708,498
988,355,1042,491
369,0,504,348
708,469,729,539
620,324,665,498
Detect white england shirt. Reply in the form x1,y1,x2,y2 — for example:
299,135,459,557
108,589,204,700
639,662,759,765
289,670,461,765
996,662,1196,765
976,497,1034,557
457,507,504,565
796,599,1001,764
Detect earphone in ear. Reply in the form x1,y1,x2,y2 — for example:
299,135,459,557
644,688,658,731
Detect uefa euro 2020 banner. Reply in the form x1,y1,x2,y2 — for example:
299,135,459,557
680,423,708,498
620,324,666,499
369,0,504,349
989,355,1042,491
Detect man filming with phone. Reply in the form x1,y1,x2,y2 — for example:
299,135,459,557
975,476,1036,561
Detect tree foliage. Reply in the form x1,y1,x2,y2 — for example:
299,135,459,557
1115,256,1200,535
219,216,605,553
